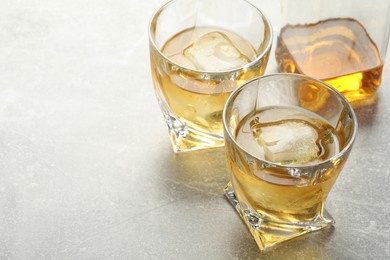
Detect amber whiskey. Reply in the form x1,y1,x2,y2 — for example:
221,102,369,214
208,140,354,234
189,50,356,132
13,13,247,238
276,18,383,105
229,106,344,224
150,27,268,151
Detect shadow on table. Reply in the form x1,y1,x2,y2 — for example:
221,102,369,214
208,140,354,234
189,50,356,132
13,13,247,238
158,147,229,198
353,95,379,128
157,144,336,259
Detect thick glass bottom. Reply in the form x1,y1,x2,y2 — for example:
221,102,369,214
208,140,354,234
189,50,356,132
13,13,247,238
224,182,334,251
162,109,224,153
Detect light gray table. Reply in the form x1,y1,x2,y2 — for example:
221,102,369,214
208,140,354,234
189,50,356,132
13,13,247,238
0,0,389,259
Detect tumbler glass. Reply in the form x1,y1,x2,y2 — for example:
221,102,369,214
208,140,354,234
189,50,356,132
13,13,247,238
149,0,273,152
223,73,357,251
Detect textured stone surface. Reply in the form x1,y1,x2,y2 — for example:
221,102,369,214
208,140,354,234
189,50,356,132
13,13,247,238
0,0,389,259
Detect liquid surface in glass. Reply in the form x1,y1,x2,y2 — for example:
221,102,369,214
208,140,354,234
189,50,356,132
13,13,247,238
158,27,259,137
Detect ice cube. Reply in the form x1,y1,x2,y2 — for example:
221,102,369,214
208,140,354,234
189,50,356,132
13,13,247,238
183,32,250,71
251,120,320,164
169,54,197,70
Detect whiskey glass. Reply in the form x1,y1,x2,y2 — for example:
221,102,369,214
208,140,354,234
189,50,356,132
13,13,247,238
149,0,273,153
223,73,358,251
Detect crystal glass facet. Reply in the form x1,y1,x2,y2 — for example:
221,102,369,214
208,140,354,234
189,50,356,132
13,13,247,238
149,0,273,152
223,73,358,251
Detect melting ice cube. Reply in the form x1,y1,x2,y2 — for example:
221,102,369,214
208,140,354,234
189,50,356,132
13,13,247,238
183,32,250,71
251,120,320,164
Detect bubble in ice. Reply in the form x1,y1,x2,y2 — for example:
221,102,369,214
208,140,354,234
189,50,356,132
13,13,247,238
183,32,251,71
251,119,321,164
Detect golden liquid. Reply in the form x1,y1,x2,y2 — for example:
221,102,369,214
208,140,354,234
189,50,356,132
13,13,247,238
161,27,258,134
228,106,346,223
276,18,383,105
150,27,269,151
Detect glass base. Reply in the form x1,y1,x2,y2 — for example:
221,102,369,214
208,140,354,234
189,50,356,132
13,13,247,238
163,110,224,153
224,182,335,251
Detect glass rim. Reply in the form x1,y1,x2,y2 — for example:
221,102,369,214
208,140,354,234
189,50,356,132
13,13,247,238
148,0,273,75
222,73,358,169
